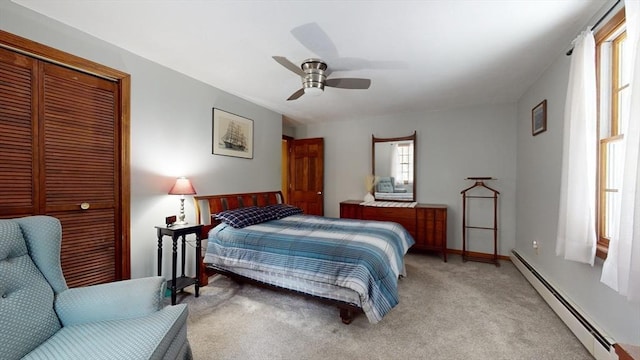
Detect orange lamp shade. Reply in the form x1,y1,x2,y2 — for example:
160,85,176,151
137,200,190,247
168,177,197,195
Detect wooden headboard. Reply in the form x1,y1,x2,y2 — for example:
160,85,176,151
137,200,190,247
193,190,284,225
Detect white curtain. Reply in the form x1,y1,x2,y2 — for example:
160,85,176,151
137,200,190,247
556,30,598,265
390,144,402,182
601,0,640,301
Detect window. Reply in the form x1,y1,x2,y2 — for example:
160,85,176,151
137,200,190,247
396,143,413,184
596,10,627,259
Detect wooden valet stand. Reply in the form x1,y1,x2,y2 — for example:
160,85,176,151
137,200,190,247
461,177,500,266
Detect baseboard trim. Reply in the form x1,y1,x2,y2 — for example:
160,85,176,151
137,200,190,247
511,250,616,360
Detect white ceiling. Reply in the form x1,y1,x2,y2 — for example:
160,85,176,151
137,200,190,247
14,0,606,125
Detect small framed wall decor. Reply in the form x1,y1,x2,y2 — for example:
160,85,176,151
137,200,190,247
532,100,547,136
212,108,254,159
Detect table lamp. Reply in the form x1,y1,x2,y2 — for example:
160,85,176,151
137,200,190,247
168,177,197,225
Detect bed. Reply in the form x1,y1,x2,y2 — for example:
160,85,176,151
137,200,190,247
194,191,414,324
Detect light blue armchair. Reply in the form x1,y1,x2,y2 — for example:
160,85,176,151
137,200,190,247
0,216,192,360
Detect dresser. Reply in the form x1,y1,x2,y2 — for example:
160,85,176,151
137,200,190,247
340,200,447,261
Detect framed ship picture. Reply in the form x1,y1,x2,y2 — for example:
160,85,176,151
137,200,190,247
212,108,253,159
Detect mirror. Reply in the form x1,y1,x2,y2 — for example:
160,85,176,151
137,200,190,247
372,131,416,202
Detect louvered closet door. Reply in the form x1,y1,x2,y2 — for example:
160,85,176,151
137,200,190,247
42,63,120,287
0,47,38,217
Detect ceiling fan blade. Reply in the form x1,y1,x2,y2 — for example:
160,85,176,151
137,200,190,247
291,23,339,60
325,78,371,90
331,57,410,71
287,88,305,101
273,56,304,76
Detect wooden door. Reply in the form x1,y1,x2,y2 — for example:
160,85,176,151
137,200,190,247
289,138,324,215
41,63,121,287
0,30,131,287
0,47,38,217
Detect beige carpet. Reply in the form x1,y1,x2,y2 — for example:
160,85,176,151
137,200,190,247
175,253,593,360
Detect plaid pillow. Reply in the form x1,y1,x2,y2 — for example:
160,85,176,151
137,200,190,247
214,206,277,228
264,204,304,219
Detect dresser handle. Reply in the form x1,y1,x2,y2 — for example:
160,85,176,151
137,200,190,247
80,202,90,210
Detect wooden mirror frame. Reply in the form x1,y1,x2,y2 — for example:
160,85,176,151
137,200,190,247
371,131,417,202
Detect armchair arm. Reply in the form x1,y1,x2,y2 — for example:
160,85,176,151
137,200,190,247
55,276,167,326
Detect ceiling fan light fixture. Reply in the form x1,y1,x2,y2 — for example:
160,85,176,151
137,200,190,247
304,87,324,96
303,82,324,96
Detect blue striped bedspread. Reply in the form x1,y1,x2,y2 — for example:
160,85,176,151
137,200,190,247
204,214,415,323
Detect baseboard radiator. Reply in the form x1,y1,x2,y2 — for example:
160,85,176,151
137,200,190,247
511,250,617,360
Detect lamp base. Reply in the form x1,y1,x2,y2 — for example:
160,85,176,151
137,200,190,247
175,197,188,226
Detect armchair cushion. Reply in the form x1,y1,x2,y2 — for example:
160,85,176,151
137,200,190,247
0,220,61,360
24,304,189,360
376,177,395,193
16,216,67,294
55,276,166,326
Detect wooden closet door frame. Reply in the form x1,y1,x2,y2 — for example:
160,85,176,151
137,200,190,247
0,30,131,279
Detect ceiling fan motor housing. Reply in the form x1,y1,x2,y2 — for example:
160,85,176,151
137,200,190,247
302,58,327,92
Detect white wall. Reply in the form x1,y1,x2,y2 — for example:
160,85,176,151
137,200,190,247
5,0,636,347
0,1,282,280
515,33,639,345
297,103,518,256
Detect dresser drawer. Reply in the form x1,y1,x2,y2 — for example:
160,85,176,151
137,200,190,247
362,207,416,234
362,207,414,220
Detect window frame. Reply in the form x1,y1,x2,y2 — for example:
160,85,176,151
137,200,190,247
595,9,626,259
396,143,412,185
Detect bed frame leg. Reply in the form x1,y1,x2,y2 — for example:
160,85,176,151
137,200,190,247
339,307,354,324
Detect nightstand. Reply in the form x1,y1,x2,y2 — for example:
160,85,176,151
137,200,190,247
155,223,203,305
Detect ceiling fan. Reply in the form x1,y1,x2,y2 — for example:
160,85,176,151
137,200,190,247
273,56,371,101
